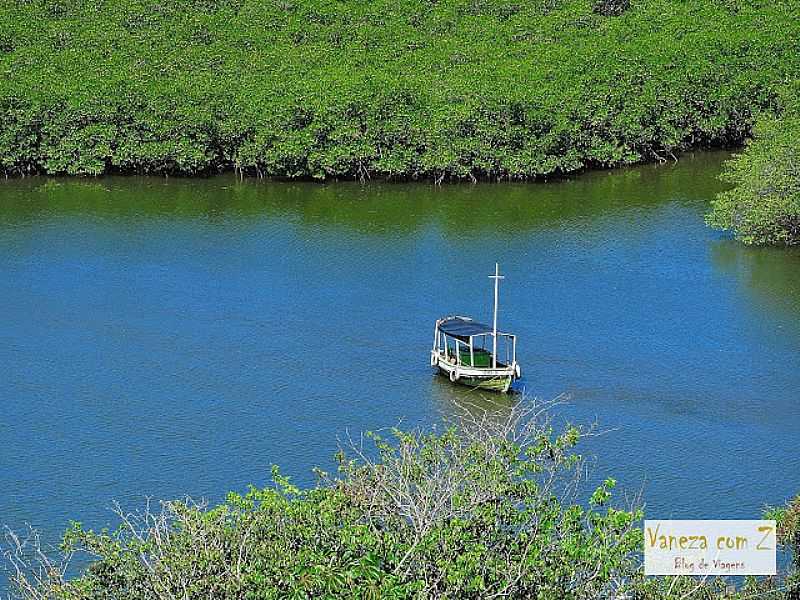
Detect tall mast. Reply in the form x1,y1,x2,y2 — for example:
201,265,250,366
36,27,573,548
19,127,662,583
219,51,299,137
489,263,504,368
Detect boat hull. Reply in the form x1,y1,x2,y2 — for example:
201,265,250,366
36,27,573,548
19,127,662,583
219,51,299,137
437,368,513,392
433,352,518,393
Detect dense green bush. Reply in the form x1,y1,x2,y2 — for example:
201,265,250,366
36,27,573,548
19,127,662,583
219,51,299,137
0,0,797,180
5,403,646,599
707,114,800,245
5,401,800,599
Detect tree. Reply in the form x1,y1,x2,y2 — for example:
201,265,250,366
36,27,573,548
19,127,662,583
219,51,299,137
707,116,800,245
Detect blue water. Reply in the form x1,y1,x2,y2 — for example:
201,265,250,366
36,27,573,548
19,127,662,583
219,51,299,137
1,152,799,589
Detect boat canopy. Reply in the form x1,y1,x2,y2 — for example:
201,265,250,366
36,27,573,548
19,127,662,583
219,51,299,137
438,316,498,341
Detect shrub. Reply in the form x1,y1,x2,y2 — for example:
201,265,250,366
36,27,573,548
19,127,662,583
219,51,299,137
4,399,800,598
4,400,643,599
707,116,800,245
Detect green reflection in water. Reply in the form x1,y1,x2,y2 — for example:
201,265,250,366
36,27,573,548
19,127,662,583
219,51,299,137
0,152,730,238
711,240,800,322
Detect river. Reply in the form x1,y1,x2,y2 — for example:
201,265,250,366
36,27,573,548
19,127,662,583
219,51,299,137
1,151,799,588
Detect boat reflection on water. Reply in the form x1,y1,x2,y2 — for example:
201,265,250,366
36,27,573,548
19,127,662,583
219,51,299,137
429,372,520,424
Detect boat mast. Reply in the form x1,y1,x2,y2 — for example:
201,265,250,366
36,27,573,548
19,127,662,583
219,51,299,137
489,262,504,368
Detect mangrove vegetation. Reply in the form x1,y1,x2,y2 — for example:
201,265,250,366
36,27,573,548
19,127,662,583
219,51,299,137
0,0,798,182
2,0,800,244
708,113,800,245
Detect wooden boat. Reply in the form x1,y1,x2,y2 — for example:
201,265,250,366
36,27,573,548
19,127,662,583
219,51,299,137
430,264,521,393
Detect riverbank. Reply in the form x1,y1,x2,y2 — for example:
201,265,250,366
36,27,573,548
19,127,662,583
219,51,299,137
1,0,797,179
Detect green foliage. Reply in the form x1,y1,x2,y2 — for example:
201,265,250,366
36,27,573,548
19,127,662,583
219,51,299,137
6,404,800,598
764,494,800,598
8,408,644,599
0,0,797,179
766,494,800,564
707,115,800,245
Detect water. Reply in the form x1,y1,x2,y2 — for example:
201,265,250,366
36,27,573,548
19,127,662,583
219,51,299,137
1,152,799,587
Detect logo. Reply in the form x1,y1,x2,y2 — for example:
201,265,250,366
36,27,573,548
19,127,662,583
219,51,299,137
644,520,776,575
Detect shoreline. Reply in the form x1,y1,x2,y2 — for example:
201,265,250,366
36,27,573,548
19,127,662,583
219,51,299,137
1,145,738,185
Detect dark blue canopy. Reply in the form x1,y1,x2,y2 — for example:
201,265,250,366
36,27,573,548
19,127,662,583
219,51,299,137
438,316,494,341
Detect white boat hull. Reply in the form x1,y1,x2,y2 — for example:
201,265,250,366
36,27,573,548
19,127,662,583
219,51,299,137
431,351,519,393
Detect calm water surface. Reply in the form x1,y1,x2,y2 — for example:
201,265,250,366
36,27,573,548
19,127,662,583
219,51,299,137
1,152,799,585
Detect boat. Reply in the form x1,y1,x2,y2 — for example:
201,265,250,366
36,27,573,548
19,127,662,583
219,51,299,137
430,264,521,393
